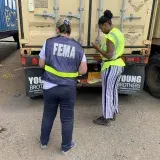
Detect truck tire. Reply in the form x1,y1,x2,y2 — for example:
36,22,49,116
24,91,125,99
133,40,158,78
145,55,160,99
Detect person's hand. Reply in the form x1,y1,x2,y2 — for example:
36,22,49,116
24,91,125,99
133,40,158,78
91,42,100,51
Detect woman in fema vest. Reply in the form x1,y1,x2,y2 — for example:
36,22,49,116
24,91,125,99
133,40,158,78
39,18,87,154
92,10,125,126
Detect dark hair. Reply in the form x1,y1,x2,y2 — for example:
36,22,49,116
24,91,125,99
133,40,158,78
98,10,113,26
58,25,71,34
58,20,71,34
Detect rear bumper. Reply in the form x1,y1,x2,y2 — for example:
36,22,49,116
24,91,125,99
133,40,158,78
23,62,145,97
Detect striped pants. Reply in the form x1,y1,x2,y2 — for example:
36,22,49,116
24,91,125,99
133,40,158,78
102,66,124,119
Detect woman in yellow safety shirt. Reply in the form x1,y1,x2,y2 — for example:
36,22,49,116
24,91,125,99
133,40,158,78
92,10,125,126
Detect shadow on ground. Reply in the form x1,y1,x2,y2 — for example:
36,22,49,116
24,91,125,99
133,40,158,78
0,42,17,62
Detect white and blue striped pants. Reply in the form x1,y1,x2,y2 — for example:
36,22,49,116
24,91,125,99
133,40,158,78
102,66,124,119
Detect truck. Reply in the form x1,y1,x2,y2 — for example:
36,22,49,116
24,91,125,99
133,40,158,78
0,0,19,47
16,0,160,98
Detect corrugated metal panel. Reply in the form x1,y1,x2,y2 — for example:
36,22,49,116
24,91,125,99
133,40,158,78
0,0,18,32
153,1,160,38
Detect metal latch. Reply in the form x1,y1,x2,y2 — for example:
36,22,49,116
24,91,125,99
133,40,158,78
34,11,56,19
60,12,80,19
123,14,141,21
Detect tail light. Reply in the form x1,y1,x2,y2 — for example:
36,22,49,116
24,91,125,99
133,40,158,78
32,58,39,65
123,56,149,64
134,57,141,62
21,56,39,66
125,57,141,63
21,57,26,65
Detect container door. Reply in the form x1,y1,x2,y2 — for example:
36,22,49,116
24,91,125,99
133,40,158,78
21,0,88,47
91,0,154,48
0,0,17,32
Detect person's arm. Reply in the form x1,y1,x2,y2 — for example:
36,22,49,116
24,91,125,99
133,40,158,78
92,39,115,59
39,59,45,68
78,54,87,75
39,41,46,68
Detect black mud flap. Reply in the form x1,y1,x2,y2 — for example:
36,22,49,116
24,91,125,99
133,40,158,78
24,67,43,97
118,64,145,94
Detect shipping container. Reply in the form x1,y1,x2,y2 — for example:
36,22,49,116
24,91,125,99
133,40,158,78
16,0,160,98
0,0,18,45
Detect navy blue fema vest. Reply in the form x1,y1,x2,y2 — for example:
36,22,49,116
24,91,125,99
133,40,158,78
43,36,84,86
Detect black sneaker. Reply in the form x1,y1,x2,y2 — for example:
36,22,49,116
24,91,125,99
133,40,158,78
93,116,110,126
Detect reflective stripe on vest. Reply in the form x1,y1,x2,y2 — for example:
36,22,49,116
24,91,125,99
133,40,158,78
45,65,78,78
101,28,125,71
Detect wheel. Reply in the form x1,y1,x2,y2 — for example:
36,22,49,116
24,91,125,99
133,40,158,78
145,55,160,99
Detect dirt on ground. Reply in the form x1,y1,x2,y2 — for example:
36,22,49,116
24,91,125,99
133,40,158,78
0,43,160,160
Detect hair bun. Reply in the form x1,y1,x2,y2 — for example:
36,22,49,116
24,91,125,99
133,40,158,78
103,10,113,19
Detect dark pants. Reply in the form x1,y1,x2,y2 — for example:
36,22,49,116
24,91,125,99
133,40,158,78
40,85,76,151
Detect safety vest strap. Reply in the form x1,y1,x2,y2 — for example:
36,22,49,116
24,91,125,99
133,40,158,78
45,65,78,78
103,55,122,62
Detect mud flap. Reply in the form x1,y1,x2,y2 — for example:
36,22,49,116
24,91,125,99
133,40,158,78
24,65,145,97
118,64,145,94
24,67,44,97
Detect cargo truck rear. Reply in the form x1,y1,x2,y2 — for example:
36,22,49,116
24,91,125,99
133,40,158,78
16,0,160,98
